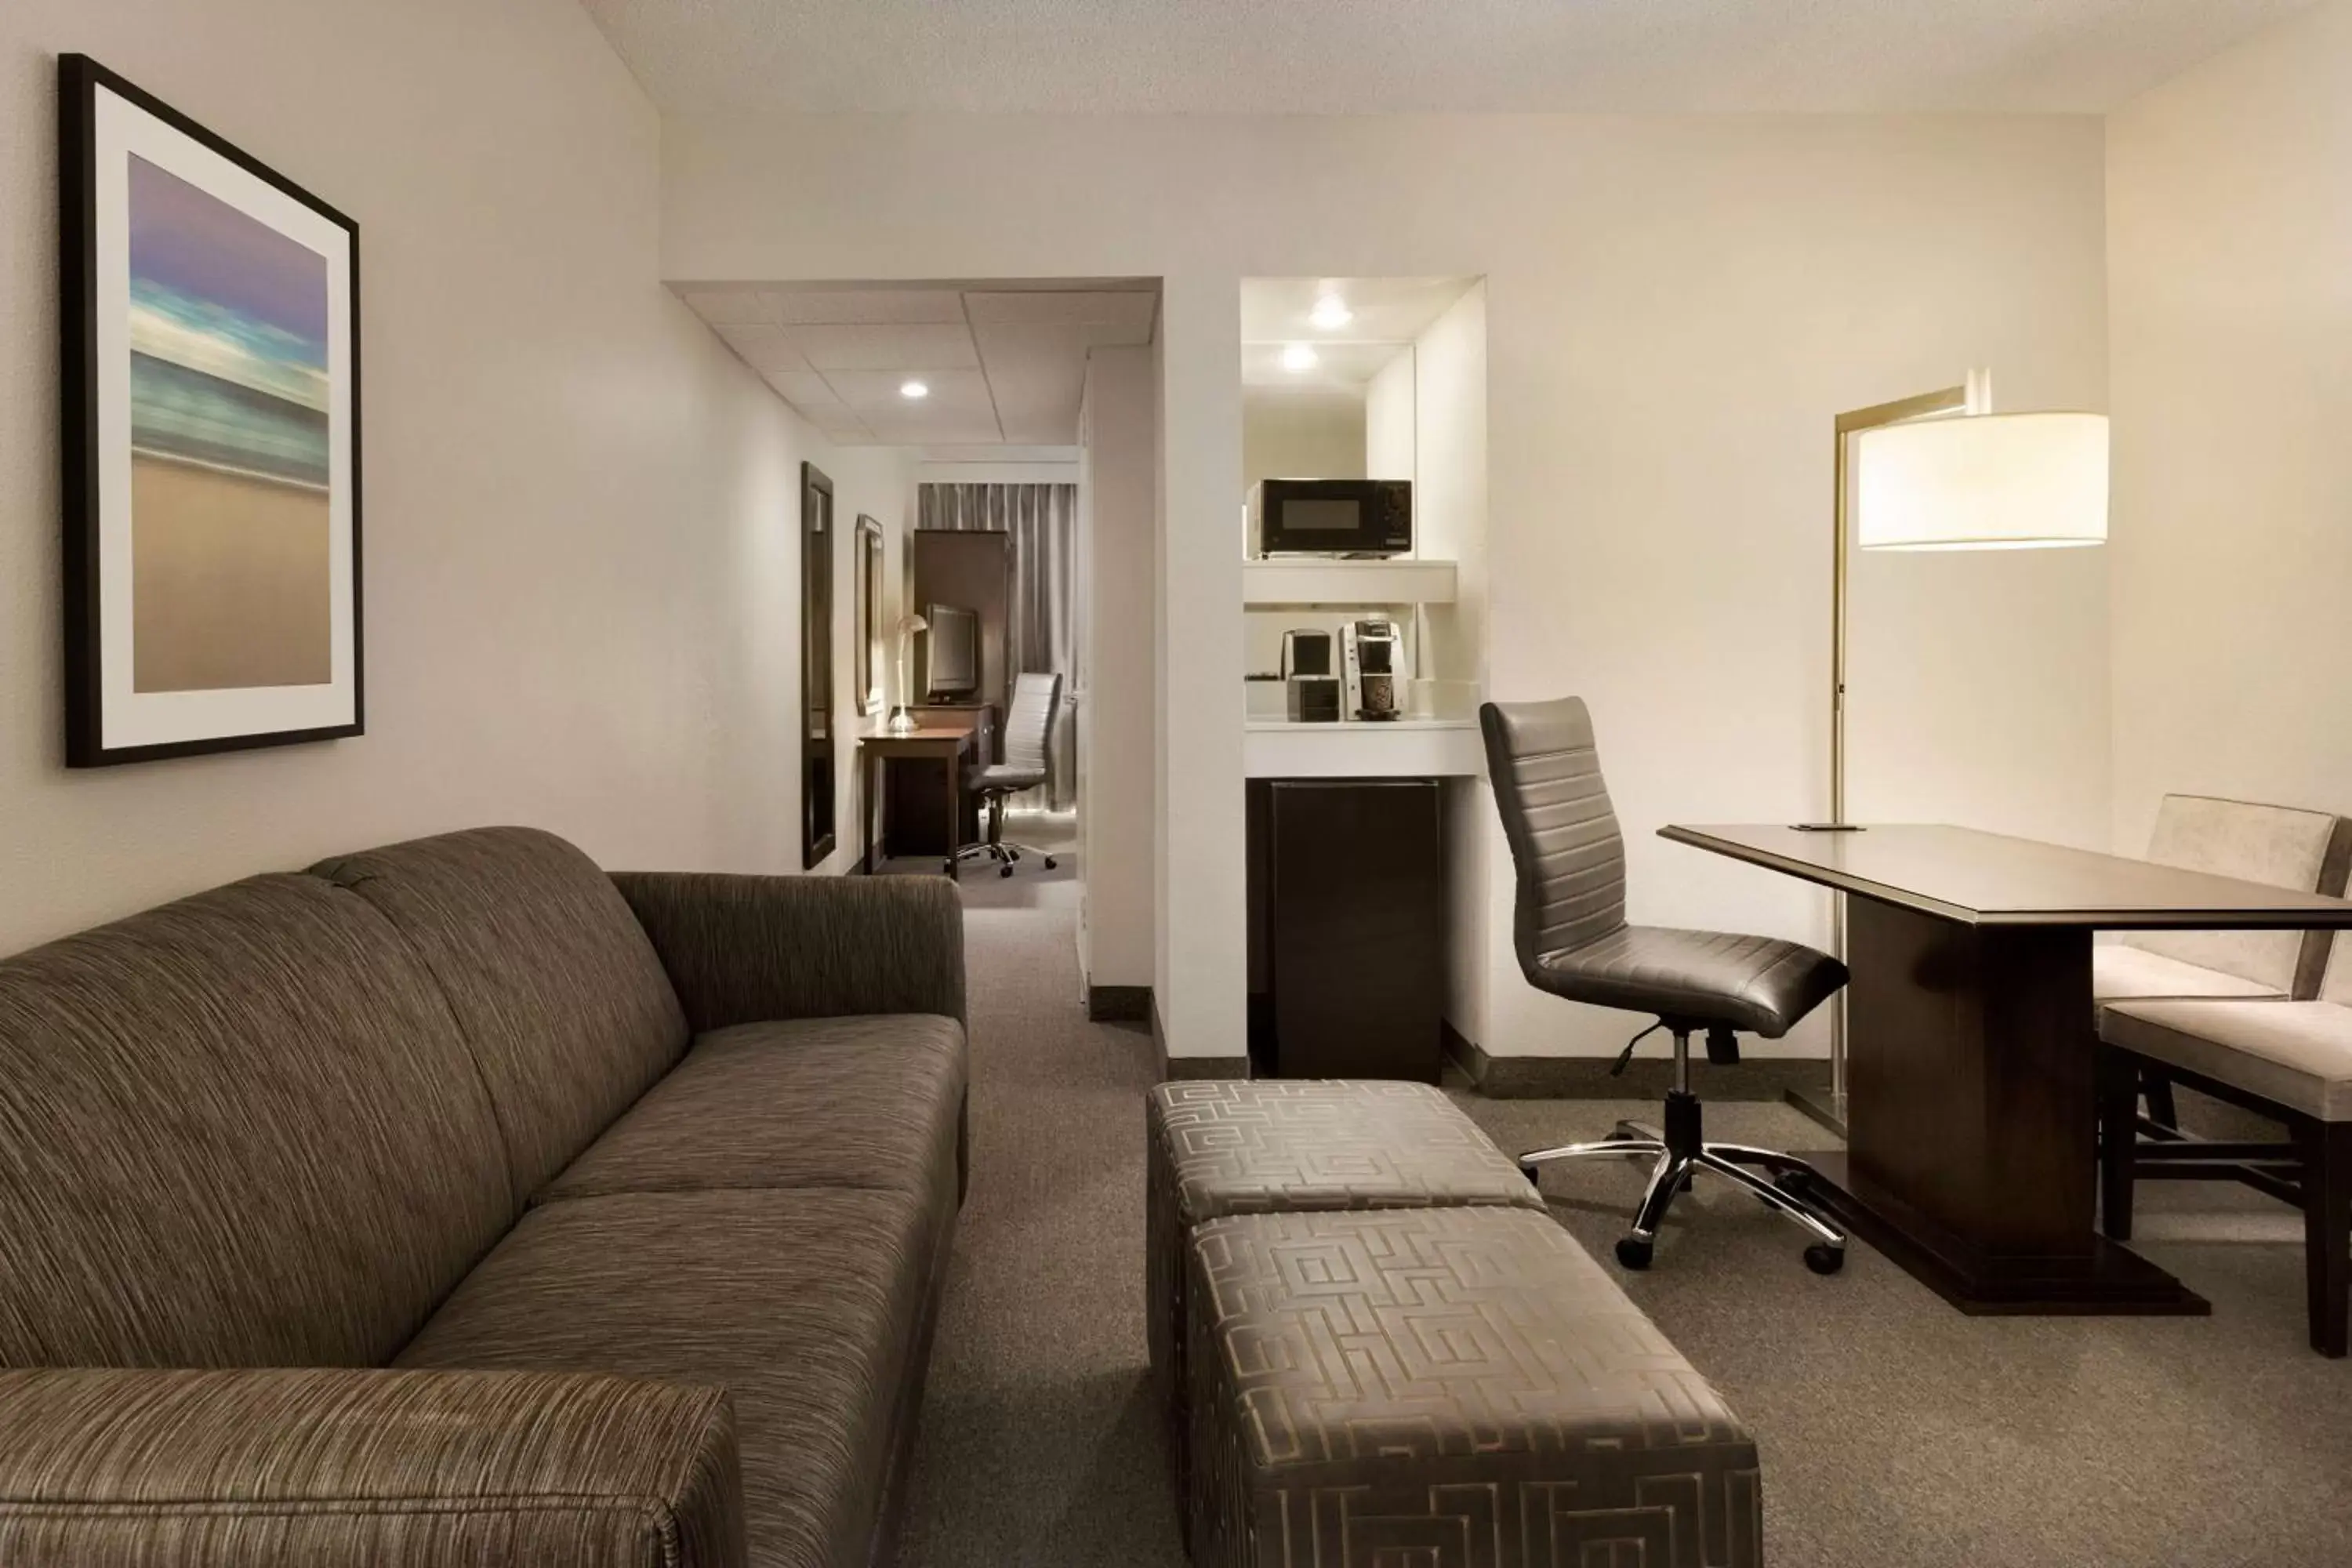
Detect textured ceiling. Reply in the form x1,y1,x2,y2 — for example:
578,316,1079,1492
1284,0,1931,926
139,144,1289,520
583,0,2307,115
679,282,1158,445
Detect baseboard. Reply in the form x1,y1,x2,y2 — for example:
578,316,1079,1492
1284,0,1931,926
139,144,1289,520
1446,1029,1828,1101
1086,982,1151,1023
1152,997,1249,1080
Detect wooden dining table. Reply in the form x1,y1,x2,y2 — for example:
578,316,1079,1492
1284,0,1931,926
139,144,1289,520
1661,822,2352,1315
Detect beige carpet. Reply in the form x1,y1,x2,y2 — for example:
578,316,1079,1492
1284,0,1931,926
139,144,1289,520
892,829,2352,1567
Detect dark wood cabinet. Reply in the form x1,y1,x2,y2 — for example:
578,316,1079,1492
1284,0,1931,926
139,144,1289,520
909,530,1011,711
1247,779,1444,1082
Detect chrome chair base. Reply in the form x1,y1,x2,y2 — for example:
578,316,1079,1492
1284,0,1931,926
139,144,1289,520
953,838,1059,877
1519,1086,1847,1275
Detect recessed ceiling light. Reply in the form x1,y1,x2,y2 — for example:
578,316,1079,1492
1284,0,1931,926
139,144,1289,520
900,379,929,399
1280,344,1318,372
1309,294,1352,330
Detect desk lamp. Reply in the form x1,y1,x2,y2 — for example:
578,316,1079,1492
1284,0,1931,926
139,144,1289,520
887,612,927,734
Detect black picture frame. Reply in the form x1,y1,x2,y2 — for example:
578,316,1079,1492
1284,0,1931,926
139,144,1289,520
802,463,836,869
59,53,364,767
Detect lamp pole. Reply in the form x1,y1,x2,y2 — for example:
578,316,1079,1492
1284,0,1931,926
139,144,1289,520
1810,376,1975,1134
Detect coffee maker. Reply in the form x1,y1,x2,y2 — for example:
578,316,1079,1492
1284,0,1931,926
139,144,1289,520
1342,619,1405,721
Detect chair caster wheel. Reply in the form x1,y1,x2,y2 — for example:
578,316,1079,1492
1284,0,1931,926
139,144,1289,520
942,861,956,877
1614,1236,1653,1271
1517,1161,1540,1186
1803,1243,1845,1276
1775,1168,1813,1197
999,864,1014,878
1044,855,1058,869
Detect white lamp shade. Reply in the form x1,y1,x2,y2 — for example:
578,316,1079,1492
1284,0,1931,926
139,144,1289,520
1855,411,2109,550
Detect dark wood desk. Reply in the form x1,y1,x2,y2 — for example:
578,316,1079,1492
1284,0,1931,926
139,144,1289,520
881,702,996,857
1662,823,2352,1316
858,720,978,880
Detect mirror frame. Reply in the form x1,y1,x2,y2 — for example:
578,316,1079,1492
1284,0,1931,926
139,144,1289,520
801,463,836,869
855,514,884,717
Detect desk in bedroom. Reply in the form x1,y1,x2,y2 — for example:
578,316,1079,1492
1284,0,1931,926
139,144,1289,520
857,717,982,880
1661,822,2352,1315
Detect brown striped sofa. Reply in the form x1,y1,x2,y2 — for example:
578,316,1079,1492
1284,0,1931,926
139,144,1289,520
0,826,967,1568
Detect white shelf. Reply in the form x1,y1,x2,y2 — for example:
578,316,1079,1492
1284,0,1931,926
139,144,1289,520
1243,718,1484,779
1243,558,1457,607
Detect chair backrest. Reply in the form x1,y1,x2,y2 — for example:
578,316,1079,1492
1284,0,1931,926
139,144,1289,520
2124,795,2350,997
1479,696,1628,972
2325,932,2352,1007
1002,671,1062,774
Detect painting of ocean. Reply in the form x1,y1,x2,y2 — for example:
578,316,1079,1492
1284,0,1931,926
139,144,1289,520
126,153,332,692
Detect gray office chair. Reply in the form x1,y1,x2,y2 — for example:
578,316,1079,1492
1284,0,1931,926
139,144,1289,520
1481,696,1850,1273
960,672,1062,878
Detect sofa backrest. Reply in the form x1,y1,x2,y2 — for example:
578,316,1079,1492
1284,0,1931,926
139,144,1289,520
310,828,688,1200
0,876,513,1369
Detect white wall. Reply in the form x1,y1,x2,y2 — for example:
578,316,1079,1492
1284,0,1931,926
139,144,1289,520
1365,350,1417,485
1241,389,1367,489
2107,0,2352,853
1402,287,1497,1051
0,0,885,953
662,112,2111,1061
1078,346,1159,992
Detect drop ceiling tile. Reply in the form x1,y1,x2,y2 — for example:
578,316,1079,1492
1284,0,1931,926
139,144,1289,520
786,322,981,372
822,367,994,419
965,290,1158,332
974,323,1152,443
715,324,812,372
862,411,1007,445
763,370,847,409
678,286,771,325
764,289,968,325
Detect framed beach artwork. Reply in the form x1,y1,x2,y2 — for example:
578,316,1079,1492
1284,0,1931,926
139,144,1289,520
59,55,361,766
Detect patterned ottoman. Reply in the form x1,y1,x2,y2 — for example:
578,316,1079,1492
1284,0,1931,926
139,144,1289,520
1187,1207,1762,1568
1145,1080,1543,1507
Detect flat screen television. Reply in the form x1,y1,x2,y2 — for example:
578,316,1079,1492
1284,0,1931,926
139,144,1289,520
926,603,979,698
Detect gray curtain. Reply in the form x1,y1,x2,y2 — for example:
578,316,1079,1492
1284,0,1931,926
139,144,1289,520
917,483,1076,808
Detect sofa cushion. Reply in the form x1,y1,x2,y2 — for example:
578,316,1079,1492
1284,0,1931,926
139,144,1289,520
397,1189,935,1568
0,876,510,1367
539,1015,965,1206
311,828,688,1200
2092,942,2284,1008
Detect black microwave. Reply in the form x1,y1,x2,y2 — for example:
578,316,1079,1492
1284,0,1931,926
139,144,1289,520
1248,478,1412,558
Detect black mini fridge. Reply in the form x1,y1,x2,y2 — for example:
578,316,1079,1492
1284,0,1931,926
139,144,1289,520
1246,778,1443,1082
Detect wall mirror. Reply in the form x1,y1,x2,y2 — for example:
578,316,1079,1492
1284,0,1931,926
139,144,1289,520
855,514,884,716
801,463,836,869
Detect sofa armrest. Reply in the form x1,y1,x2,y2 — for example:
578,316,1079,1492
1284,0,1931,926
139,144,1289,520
0,1367,743,1568
612,871,966,1033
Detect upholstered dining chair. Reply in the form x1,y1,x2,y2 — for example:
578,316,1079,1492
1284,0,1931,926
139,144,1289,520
2093,795,2350,1123
2100,933,2352,1355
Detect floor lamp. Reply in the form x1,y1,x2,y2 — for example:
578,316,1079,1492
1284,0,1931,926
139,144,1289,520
1803,368,2110,1134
